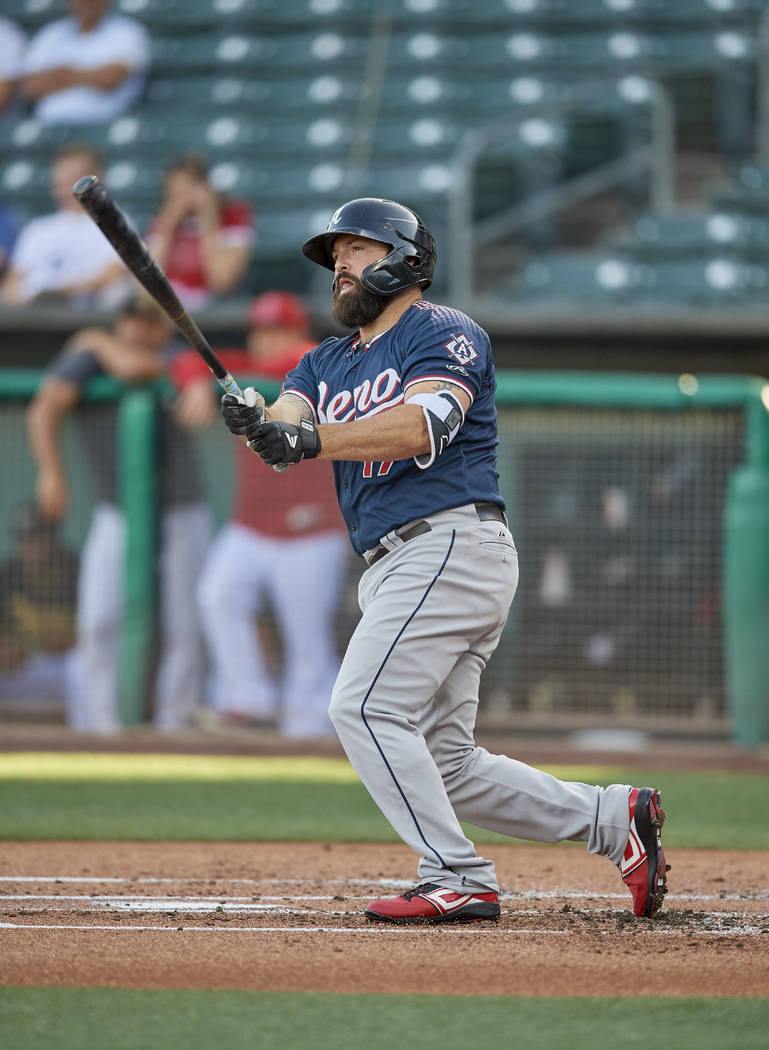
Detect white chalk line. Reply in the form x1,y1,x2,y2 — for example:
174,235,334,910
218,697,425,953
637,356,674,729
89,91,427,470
1,894,767,937
1,922,766,937
0,894,347,904
1,881,767,904
3,893,769,913
0,876,412,887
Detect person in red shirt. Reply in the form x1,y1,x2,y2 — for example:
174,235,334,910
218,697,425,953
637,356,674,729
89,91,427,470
173,291,347,737
146,154,254,309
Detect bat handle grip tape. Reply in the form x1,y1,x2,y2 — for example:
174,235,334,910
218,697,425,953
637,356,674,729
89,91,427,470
219,373,244,400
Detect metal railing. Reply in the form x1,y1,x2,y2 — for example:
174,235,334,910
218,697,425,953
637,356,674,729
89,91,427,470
447,78,676,305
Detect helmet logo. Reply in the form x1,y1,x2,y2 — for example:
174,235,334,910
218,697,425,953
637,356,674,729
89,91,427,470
328,207,344,228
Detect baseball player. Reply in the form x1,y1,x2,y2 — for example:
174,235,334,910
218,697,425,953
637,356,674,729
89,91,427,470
28,298,211,732
172,291,347,737
221,198,669,923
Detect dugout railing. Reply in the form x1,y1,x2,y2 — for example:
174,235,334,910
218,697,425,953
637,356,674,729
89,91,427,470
1,369,767,745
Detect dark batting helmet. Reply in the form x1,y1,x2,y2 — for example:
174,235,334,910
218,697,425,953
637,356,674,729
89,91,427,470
302,198,436,295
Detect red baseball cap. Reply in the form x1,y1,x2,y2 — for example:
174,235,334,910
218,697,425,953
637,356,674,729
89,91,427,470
247,291,309,333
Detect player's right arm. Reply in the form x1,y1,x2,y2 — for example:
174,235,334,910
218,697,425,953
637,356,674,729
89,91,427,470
219,388,309,456
26,375,80,519
265,392,313,425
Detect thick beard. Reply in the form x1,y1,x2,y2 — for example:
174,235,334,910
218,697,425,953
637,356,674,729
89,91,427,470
331,275,391,329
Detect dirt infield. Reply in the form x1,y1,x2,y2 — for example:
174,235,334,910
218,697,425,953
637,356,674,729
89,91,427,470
1,841,767,997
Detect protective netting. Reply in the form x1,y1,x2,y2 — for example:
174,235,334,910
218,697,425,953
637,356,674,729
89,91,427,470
0,389,746,727
0,400,113,715
485,405,744,719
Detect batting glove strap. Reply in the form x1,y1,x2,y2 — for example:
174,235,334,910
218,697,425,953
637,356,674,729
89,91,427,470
247,418,321,467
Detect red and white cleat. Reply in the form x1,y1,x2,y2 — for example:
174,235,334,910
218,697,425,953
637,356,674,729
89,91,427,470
619,787,669,918
365,882,500,924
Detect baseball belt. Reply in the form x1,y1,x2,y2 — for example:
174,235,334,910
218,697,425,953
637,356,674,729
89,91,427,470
364,502,507,568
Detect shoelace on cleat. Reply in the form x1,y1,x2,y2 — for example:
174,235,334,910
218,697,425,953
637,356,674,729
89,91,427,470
402,883,436,901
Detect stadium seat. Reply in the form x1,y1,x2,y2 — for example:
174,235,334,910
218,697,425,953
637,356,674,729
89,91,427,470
150,30,368,74
103,157,165,201
89,112,356,162
0,119,74,157
648,256,769,303
732,162,769,194
424,0,767,29
122,0,765,32
144,73,363,116
654,29,755,71
385,31,474,70
16,0,59,31
207,157,360,203
607,213,716,257
501,252,649,305
121,0,382,28
116,0,220,28
0,158,51,212
607,209,769,261
499,248,769,307
252,206,339,254
710,163,769,214
458,31,659,71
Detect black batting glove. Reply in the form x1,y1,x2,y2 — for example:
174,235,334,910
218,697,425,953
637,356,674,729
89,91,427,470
247,418,321,467
221,391,264,440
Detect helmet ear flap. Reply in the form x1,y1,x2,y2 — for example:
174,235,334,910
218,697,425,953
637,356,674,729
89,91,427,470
360,245,433,295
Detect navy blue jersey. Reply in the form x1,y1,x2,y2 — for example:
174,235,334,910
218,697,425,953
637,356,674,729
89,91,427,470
283,299,502,556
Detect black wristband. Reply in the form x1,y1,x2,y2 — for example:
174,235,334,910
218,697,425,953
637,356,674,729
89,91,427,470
299,418,321,459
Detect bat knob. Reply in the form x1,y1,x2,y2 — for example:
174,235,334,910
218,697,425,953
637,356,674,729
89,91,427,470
72,174,102,204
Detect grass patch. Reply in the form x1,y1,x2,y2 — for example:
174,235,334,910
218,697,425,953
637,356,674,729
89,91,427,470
1,989,767,1050
0,753,767,847
0,753,360,782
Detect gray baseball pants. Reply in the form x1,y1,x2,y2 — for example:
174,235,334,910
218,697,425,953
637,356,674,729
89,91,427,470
329,503,631,894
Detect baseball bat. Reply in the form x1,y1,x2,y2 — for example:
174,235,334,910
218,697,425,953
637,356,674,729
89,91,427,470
72,174,244,400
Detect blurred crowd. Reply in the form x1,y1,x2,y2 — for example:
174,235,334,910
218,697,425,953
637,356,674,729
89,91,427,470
0,290,350,737
0,2,345,736
0,1,148,127
0,2,255,311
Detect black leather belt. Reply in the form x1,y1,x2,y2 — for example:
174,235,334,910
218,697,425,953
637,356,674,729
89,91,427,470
365,502,507,567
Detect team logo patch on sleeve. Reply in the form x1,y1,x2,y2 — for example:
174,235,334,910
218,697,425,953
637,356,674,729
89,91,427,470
445,333,478,365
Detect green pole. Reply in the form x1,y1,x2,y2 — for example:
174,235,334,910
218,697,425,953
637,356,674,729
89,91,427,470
116,388,157,726
723,386,769,746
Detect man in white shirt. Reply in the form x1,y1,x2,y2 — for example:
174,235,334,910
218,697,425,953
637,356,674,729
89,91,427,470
0,17,27,118
22,0,149,125
0,143,129,308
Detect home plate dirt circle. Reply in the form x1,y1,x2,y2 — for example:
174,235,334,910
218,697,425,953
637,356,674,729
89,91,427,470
1,842,767,997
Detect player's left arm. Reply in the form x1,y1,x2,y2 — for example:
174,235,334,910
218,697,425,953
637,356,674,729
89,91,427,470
316,378,470,462
237,378,468,467
224,388,430,463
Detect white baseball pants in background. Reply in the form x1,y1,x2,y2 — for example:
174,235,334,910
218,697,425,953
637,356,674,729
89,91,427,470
75,502,211,731
198,523,348,738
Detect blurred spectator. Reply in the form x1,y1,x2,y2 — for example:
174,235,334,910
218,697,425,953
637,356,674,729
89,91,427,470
21,0,149,125
0,17,27,119
0,205,20,281
146,155,255,310
173,291,347,738
27,299,211,732
0,504,82,722
0,143,130,308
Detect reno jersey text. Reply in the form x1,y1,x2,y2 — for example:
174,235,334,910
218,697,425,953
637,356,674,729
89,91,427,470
283,300,503,555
